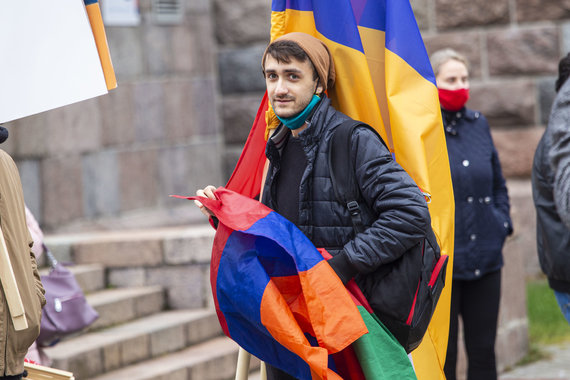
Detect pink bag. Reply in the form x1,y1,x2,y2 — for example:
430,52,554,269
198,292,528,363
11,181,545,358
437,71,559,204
37,248,99,347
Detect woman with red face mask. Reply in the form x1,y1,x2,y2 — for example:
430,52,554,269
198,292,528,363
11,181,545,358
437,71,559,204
430,49,513,380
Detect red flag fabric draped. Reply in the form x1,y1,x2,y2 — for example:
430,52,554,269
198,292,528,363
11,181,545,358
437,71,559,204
226,93,269,199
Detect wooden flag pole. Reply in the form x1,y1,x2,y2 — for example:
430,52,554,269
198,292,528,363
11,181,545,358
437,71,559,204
235,347,251,380
0,225,28,331
24,361,75,380
234,347,267,380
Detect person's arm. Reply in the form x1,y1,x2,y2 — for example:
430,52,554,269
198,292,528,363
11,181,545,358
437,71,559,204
25,206,45,260
549,86,570,229
336,127,431,277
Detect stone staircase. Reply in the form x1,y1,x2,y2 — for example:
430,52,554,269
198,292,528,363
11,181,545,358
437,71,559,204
39,224,259,380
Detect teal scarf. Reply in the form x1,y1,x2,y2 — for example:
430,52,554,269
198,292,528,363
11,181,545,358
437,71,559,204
276,95,321,130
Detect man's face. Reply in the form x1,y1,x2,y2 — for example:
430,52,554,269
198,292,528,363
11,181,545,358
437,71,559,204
264,54,323,118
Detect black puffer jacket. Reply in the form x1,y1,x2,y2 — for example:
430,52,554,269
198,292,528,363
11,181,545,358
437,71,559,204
262,96,431,282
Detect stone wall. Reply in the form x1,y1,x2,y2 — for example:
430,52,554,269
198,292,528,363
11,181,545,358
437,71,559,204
2,0,221,232
213,0,271,177
417,0,565,180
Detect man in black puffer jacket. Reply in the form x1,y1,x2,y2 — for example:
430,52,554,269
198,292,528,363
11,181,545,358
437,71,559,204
196,32,431,379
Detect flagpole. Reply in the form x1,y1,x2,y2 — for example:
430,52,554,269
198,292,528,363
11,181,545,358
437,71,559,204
0,225,28,331
235,347,251,380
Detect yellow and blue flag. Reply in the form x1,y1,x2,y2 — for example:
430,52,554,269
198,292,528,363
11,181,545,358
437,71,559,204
226,1,455,378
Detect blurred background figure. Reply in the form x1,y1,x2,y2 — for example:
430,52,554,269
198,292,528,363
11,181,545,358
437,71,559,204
0,126,46,380
430,49,513,380
24,206,52,367
532,52,570,324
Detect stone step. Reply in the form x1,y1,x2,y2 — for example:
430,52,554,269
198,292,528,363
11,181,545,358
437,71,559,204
44,225,214,268
87,336,261,380
85,286,165,331
44,309,221,379
43,225,216,310
39,263,105,294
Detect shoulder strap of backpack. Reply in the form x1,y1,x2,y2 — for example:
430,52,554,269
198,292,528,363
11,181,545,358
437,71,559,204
328,119,386,234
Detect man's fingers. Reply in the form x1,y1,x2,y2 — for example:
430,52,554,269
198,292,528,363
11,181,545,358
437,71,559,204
197,185,217,200
195,186,217,217
203,185,217,199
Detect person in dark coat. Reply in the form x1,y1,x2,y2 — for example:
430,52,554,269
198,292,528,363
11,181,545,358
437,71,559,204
430,48,513,380
532,52,570,324
196,32,432,379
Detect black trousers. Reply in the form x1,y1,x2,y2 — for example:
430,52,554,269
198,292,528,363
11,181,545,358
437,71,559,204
444,270,501,380
0,373,25,380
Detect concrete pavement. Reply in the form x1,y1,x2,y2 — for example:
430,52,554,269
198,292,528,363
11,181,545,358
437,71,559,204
500,342,570,380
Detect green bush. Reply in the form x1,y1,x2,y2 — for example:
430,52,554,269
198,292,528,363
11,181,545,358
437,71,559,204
527,279,570,344
513,280,570,366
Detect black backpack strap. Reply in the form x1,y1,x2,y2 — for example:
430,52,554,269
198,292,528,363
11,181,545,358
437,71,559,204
328,119,387,234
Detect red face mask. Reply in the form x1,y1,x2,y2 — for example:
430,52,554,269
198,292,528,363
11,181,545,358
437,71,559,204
438,88,469,112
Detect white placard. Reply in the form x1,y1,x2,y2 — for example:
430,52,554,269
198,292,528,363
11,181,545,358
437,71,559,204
0,0,108,123
101,0,141,26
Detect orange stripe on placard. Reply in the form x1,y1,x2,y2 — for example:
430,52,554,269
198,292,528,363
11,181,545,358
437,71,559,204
86,3,117,90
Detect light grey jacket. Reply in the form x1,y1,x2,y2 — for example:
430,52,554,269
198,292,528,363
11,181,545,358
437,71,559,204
548,78,570,228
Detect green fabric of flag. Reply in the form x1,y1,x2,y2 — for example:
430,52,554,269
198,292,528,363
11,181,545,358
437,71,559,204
352,306,417,379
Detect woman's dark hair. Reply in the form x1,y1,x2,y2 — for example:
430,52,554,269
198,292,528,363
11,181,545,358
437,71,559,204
555,53,570,93
264,40,318,81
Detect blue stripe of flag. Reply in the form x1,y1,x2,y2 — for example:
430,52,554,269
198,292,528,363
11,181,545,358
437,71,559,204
217,229,314,378
272,0,312,12
385,0,435,84
349,0,368,24
245,211,324,273
272,0,364,53
359,0,435,84
358,0,386,31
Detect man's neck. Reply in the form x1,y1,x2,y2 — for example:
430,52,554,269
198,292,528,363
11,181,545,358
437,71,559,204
291,123,308,137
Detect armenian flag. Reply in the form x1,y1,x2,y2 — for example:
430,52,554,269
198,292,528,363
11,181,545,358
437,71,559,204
179,188,416,379
184,188,366,379
226,1,455,378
